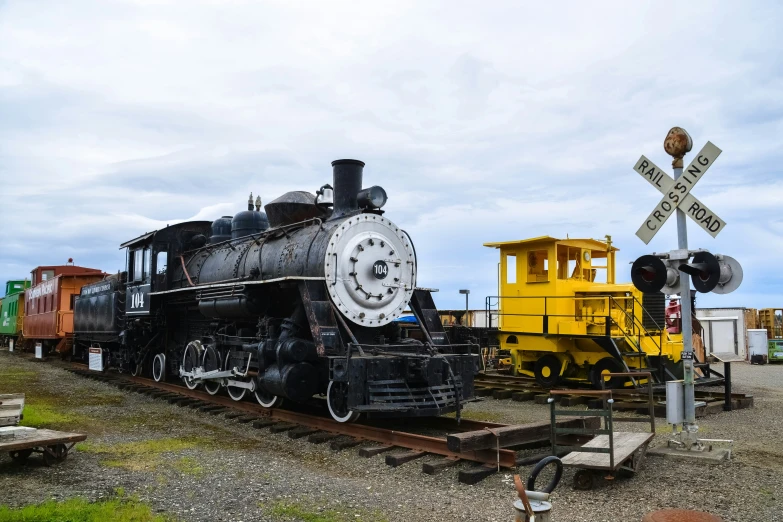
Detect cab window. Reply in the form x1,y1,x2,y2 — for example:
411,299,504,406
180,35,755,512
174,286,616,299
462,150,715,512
527,250,549,283
133,250,143,281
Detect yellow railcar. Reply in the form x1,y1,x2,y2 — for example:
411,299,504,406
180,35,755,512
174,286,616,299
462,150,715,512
484,235,683,388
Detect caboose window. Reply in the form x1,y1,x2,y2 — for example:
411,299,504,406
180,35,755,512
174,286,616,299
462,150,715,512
42,270,54,281
133,250,143,281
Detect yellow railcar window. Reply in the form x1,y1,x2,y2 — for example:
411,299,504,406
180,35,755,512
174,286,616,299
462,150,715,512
506,254,516,284
527,250,548,283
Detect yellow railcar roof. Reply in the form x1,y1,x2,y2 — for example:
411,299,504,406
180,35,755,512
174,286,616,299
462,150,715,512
483,236,618,251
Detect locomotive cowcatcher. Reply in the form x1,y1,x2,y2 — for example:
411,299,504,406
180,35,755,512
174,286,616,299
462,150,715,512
74,160,478,422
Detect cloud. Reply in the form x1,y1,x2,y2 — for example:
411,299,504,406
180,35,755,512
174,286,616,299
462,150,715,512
1,0,782,311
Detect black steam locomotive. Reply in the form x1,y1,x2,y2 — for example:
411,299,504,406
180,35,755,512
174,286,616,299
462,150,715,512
74,160,477,422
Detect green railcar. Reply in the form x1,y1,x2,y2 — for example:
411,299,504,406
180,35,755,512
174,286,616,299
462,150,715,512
0,280,31,343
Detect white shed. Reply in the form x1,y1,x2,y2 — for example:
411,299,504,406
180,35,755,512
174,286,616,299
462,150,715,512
695,307,755,360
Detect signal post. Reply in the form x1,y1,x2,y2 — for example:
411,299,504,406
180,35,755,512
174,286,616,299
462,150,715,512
630,128,741,448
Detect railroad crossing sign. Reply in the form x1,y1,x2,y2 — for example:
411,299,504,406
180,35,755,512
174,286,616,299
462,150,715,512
634,141,724,244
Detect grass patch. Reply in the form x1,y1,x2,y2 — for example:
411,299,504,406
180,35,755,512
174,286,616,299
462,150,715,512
77,436,214,472
0,368,39,387
0,496,170,522
19,398,90,429
172,456,204,477
262,501,388,522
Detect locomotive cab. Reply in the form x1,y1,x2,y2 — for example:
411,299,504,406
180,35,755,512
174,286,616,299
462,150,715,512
485,236,684,388
120,222,212,317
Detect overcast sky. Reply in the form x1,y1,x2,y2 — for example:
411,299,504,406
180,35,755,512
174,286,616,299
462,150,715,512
1,0,781,310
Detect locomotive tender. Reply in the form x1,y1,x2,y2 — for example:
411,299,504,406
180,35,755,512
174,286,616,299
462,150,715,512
74,160,478,422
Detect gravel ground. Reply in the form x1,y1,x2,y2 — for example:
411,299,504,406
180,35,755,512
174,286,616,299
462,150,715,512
1,351,782,522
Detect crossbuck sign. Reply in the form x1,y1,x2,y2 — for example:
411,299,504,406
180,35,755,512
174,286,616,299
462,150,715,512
634,142,724,244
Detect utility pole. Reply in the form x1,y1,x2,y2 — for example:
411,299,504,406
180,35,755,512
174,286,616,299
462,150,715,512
459,289,470,326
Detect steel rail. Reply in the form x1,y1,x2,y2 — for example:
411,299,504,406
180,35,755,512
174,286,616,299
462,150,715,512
65,367,518,468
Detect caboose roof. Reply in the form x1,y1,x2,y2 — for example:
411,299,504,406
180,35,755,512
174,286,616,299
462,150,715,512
483,235,618,252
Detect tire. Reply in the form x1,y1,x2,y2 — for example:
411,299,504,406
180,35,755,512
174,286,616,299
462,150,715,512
590,357,626,389
534,354,562,388
526,456,563,493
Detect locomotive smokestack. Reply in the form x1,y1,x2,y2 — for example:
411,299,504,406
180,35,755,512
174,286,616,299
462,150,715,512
331,159,364,218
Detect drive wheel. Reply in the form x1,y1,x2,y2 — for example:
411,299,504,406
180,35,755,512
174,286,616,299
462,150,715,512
130,360,143,377
152,353,166,382
590,357,626,389
182,341,203,390
224,352,247,402
202,346,221,396
534,354,563,388
9,449,33,463
327,381,360,423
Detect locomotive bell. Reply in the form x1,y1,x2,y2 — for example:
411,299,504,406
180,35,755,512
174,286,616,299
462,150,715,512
664,127,693,168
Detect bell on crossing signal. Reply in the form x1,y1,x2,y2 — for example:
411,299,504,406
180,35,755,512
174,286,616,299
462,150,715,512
631,255,680,294
679,252,743,294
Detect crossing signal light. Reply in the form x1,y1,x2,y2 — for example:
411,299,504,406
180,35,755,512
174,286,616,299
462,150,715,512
679,252,743,294
631,251,743,295
631,255,679,294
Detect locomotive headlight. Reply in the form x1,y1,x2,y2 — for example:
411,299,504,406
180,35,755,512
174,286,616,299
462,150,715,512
357,186,387,209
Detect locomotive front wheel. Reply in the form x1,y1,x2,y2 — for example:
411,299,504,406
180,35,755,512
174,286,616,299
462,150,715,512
327,381,360,423
534,354,563,388
130,361,143,377
255,389,282,409
152,353,166,382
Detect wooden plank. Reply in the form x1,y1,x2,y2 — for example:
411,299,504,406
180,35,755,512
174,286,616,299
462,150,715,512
446,417,600,453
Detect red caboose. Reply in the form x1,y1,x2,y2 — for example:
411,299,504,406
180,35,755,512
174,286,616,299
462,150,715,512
23,262,105,354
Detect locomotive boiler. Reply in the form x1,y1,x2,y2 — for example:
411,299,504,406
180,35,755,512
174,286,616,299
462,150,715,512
75,160,477,422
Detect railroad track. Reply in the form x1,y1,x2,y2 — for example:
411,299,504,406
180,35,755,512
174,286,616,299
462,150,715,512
53,362,573,484
474,372,754,417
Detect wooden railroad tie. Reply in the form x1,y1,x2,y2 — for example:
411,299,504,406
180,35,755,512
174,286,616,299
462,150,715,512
385,450,427,467
269,422,297,434
330,437,363,451
308,432,340,444
422,456,460,475
287,427,320,439
458,463,497,485
358,445,394,458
